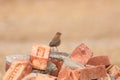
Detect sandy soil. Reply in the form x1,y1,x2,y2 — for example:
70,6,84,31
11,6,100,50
0,0,120,79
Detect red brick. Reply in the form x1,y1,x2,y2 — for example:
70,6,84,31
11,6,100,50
35,73,57,80
30,44,50,70
5,55,29,71
3,60,32,80
70,43,93,65
107,65,120,79
57,67,71,80
58,66,107,80
87,56,111,66
22,73,57,80
50,59,63,73
70,69,81,80
22,73,36,80
79,65,107,80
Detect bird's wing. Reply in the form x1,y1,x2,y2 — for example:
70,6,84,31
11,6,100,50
49,38,61,46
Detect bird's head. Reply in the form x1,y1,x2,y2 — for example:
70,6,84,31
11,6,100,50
56,32,62,35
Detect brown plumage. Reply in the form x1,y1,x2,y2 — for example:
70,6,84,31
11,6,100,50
49,32,62,51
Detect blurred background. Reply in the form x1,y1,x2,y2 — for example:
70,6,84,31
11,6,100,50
0,0,120,79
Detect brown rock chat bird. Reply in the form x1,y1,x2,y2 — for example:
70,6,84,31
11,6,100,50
49,32,62,51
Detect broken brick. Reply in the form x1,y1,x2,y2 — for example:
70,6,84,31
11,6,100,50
79,65,107,80
22,73,36,80
5,55,29,71
22,73,57,80
35,73,57,80
107,65,120,79
30,44,50,70
87,56,111,67
70,43,93,65
70,69,81,80
57,67,72,80
3,60,32,80
3,42,120,80
50,59,63,73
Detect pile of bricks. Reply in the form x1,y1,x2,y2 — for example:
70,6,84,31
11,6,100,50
3,43,120,80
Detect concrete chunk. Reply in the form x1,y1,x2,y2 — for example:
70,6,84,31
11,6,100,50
62,57,84,69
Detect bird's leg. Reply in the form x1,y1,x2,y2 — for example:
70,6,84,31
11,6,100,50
56,47,59,52
53,47,55,52
50,47,54,52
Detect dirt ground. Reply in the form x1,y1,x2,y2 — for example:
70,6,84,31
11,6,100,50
0,0,120,79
